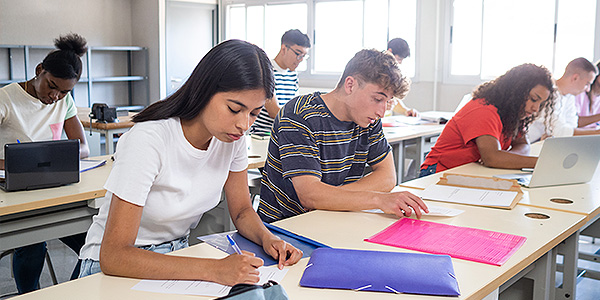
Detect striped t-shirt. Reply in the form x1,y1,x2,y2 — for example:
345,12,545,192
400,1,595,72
258,92,391,222
250,61,299,135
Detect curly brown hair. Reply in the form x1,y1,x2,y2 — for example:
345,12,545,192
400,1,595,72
472,63,556,141
336,49,410,99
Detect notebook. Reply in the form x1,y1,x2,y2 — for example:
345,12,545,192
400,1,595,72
299,248,460,296
494,135,600,188
0,140,80,192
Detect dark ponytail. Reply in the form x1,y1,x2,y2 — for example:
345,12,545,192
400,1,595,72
133,39,274,123
41,33,87,80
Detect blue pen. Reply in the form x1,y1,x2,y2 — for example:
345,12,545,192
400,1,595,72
226,234,243,255
16,139,21,143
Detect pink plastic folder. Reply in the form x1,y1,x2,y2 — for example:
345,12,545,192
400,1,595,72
365,218,526,266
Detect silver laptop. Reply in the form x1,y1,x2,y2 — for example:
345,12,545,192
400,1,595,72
0,140,80,192
495,136,600,188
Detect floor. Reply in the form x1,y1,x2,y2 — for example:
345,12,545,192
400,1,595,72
1,231,599,299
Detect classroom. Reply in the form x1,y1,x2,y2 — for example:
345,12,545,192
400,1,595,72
1,0,599,299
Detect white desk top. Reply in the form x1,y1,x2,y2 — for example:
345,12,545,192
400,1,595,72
13,187,585,300
383,123,445,144
400,162,600,222
0,155,112,216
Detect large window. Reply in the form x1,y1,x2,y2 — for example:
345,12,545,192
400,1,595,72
448,0,597,81
222,0,418,81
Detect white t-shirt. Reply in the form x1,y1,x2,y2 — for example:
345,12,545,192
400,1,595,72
79,117,248,261
527,92,577,142
0,83,77,158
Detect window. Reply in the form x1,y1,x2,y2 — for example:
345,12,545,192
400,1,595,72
448,0,597,81
223,0,418,81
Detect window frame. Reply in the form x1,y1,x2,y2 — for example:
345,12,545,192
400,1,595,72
219,0,420,88
443,0,600,85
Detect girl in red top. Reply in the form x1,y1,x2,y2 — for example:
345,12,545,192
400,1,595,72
420,64,556,176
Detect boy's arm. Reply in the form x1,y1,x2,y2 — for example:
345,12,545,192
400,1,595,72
291,174,428,218
264,97,280,119
337,153,396,192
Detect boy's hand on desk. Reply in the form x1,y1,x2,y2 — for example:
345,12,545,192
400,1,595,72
263,236,303,270
215,251,263,286
377,191,429,219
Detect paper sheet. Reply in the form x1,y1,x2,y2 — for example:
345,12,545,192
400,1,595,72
365,218,526,266
131,266,288,297
80,159,106,172
421,184,517,207
363,204,464,217
0,170,4,179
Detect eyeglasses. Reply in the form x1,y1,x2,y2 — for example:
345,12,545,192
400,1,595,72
286,45,309,61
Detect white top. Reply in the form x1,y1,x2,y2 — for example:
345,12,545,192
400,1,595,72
527,92,577,142
79,117,248,260
0,83,77,158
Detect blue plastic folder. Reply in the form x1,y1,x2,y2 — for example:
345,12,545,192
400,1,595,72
299,248,460,296
198,223,330,266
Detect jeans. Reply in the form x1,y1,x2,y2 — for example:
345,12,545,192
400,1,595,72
418,163,438,178
79,235,189,278
12,233,86,294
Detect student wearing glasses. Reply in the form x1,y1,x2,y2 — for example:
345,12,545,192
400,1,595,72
249,29,311,136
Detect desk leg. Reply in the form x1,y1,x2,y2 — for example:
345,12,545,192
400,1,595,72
524,249,556,300
482,288,499,300
106,129,116,154
391,141,405,184
556,231,579,300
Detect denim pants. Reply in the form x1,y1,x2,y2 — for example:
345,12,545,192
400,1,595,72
79,236,189,278
12,233,86,294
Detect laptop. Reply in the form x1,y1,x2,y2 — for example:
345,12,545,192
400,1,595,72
495,135,600,188
0,140,80,192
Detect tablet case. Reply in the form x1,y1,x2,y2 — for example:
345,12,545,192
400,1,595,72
299,248,460,296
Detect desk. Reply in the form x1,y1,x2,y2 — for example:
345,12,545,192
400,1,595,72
11,192,586,300
77,108,135,155
399,160,600,299
383,121,445,183
246,135,269,170
0,156,112,252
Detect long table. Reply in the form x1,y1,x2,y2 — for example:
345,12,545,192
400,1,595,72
398,159,600,299
10,187,587,300
0,156,112,252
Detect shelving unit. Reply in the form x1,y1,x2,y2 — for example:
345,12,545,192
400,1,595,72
0,44,149,107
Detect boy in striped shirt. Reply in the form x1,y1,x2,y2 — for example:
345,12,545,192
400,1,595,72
258,49,429,222
250,29,311,136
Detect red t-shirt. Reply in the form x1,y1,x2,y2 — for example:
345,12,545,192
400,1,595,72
422,99,512,172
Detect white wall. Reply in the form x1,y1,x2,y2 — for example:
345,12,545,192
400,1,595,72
0,0,164,107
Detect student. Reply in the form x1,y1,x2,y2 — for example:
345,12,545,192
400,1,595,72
574,61,600,129
419,64,556,176
385,37,418,117
0,33,90,294
78,40,302,284
249,29,311,136
257,49,429,223
528,57,599,141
